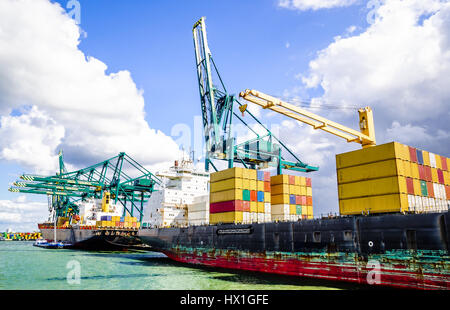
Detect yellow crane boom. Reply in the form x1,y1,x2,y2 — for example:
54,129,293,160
239,89,376,148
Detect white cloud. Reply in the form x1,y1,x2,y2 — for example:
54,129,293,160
302,0,450,133
0,199,48,232
278,0,359,11
274,0,450,215
0,0,180,174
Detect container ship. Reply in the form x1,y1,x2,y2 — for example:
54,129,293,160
37,192,145,250
138,142,450,290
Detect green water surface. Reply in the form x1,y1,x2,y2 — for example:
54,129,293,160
0,242,360,290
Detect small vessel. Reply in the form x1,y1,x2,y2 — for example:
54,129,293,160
33,239,73,249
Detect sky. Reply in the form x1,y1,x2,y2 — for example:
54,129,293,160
0,0,449,231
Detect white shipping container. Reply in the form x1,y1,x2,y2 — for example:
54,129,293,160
251,212,258,223
264,214,271,222
408,194,415,212
430,152,437,168
272,214,290,222
243,212,251,224
415,196,422,211
441,184,447,200
264,203,271,214
433,183,441,199
257,213,264,223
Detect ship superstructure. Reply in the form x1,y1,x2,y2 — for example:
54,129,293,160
142,158,210,228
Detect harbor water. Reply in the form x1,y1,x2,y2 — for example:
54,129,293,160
0,241,364,290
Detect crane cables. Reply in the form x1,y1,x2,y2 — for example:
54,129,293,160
268,94,361,111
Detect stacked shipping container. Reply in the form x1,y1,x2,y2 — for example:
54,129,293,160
270,174,313,221
337,142,450,215
209,167,272,224
96,216,140,228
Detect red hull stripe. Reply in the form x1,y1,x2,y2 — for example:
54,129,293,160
162,250,450,290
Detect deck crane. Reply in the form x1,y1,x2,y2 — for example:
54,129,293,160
193,17,319,174
9,151,161,224
239,89,377,149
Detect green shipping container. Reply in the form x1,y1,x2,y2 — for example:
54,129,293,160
420,180,428,197
242,189,251,201
296,205,302,215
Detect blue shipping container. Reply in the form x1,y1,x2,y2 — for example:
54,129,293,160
416,149,424,165
257,191,265,202
290,194,296,205
257,171,265,181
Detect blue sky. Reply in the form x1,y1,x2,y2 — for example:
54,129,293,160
1,0,449,231
63,0,367,133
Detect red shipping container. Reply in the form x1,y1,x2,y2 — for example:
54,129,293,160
264,182,271,192
306,196,313,206
243,201,250,212
418,165,425,180
427,182,434,198
264,171,271,182
424,166,432,182
210,200,244,213
295,195,301,205
250,190,257,202
406,178,414,195
409,146,418,163
442,157,448,171
289,175,296,185
437,169,444,184
301,196,307,205
306,178,312,187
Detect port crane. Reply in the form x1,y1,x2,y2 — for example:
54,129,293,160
9,151,161,223
193,17,318,174
239,89,376,148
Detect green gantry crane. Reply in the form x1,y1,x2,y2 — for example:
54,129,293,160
192,17,319,174
9,151,161,224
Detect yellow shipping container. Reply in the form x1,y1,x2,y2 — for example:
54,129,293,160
336,142,410,169
413,179,421,196
264,192,271,203
249,180,257,191
338,176,407,200
271,204,289,215
422,151,430,166
431,168,439,183
289,205,296,215
307,205,313,218
210,212,243,224
271,174,289,185
340,193,409,215
271,184,289,195
337,159,407,184
210,167,244,183
242,178,250,189
96,221,102,227
410,162,419,179
299,177,306,186
242,168,250,179
257,202,264,213
300,186,307,196
435,154,442,169
271,194,290,205
210,189,242,203
210,178,243,193
250,201,257,213
306,187,312,197
257,181,265,191
289,185,296,194
248,169,257,180
444,170,449,186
